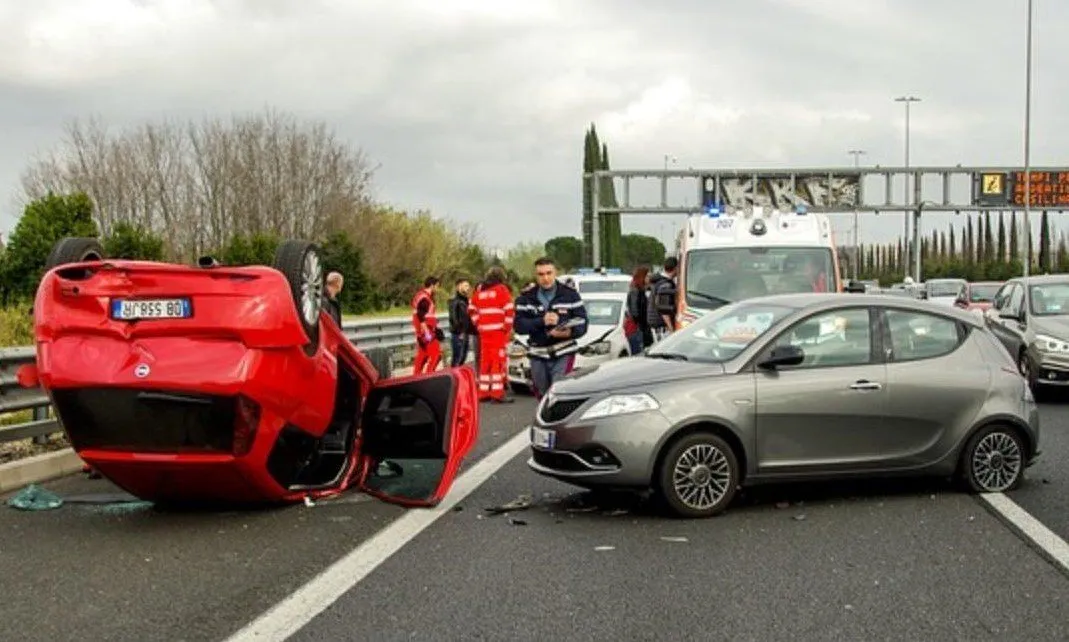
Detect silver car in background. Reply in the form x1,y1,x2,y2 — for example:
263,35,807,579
528,293,1040,518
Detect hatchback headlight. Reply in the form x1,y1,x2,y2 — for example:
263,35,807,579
1034,334,1069,353
580,393,659,420
580,341,611,356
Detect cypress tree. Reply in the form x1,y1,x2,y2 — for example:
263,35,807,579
983,211,995,263
581,125,598,264
1009,212,1019,262
599,143,620,267
965,216,975,265
948,223,957,258
997,213,1007,262
1039,211,1051,272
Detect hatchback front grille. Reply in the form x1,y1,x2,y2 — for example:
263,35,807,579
539,397,587,423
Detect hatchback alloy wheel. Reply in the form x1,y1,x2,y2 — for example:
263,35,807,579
962,425,1025,493
657,432,739,518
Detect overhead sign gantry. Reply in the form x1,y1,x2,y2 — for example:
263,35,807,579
583,165,1069,280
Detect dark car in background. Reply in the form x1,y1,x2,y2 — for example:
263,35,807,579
528,293,1040,518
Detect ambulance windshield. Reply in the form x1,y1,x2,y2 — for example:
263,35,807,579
684,246,835,309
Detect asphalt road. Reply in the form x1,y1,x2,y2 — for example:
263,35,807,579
3,395,1069,641
0,398,534,642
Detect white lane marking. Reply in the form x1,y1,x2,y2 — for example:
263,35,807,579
225,429,531,642
980,492,1069,575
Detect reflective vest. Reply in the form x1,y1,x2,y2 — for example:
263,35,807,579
411,289,438,335
468,283,514,334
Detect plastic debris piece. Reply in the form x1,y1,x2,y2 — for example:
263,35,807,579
595,546,615,551
793,514,807,521
303,496,315,507
484,495,533,515
660,536,688,543
7,484,63,511
508,518,527,526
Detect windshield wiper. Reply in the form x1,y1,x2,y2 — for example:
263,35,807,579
687,290,731,307
646,352,689,361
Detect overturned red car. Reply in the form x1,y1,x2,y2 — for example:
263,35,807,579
17,237,479,507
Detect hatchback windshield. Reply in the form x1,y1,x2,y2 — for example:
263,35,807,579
1030,282,1069,315
969,283,1001,302
646,301,797,363
927,280,965,297
584,299,623,326
684,247,834,310
577,280,630,293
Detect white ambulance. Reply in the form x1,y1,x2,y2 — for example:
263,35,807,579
674,204,844,328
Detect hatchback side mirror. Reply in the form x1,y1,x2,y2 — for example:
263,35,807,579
758,344,805,369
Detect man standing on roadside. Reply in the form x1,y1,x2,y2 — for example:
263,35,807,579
322,271,344,327
514,257,587,398
468,266,515,403
647,257,678,342
411,276,443,374
448,278,473,368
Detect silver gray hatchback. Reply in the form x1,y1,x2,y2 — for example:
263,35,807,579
527,293,1041,518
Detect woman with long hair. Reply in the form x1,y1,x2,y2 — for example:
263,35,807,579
625,265,651,355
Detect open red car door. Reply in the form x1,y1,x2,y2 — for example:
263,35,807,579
357,367,479,507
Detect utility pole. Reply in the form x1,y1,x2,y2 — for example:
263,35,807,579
895,96,921,280
847,149,866,280
1022,0,1034,280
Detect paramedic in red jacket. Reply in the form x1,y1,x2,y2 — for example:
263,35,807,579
411,276,443,374
468,266,515,403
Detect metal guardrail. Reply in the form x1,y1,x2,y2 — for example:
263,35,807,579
0,313,447,446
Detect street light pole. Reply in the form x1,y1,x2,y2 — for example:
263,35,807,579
1022,0,1034,280
895,96,920,279
847,149,866,280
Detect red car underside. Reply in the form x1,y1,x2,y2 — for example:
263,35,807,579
23,259,478,506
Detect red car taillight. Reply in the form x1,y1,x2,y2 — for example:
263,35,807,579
233,395,261,456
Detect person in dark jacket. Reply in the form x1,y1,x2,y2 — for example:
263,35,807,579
448,278,473,367
322,271,343,327
625,265,651,354
514,257,588,398
646,257,678,341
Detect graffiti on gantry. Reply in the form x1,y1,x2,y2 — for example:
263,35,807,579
705,173,861,210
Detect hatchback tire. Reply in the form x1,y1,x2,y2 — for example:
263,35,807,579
656,432,739,518
960,424,1026,493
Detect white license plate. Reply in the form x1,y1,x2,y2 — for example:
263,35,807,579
531,426,556,449
111,298,192,320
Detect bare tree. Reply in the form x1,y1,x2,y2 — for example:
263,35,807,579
20,109,376,260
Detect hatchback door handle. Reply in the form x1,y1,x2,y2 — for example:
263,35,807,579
849,380,882,391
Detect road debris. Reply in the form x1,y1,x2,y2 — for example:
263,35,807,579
793,514,807,521
7,484,63,511
594,546,615,551
660,536,688,543
508,518,527,526
484,494,533,515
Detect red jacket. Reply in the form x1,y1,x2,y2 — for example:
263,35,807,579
468,282,514,335
411,288,438,336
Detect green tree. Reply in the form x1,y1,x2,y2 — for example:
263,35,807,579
948,223,957,258
218,232,281,266
544,236,584,272
102,221,165,261
599,143,622,268
1056,233,1069,273
619,234,666,271
320,232,375,314
1,191,99,301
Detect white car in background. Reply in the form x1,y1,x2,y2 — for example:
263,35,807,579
558,268,632,295
507,292,632,393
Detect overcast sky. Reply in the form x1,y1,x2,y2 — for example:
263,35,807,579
1,0,1067,254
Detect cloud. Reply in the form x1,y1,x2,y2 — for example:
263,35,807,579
1,0,1068,254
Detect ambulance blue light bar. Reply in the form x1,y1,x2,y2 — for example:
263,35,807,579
795,204,808,215
705,203,722,217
